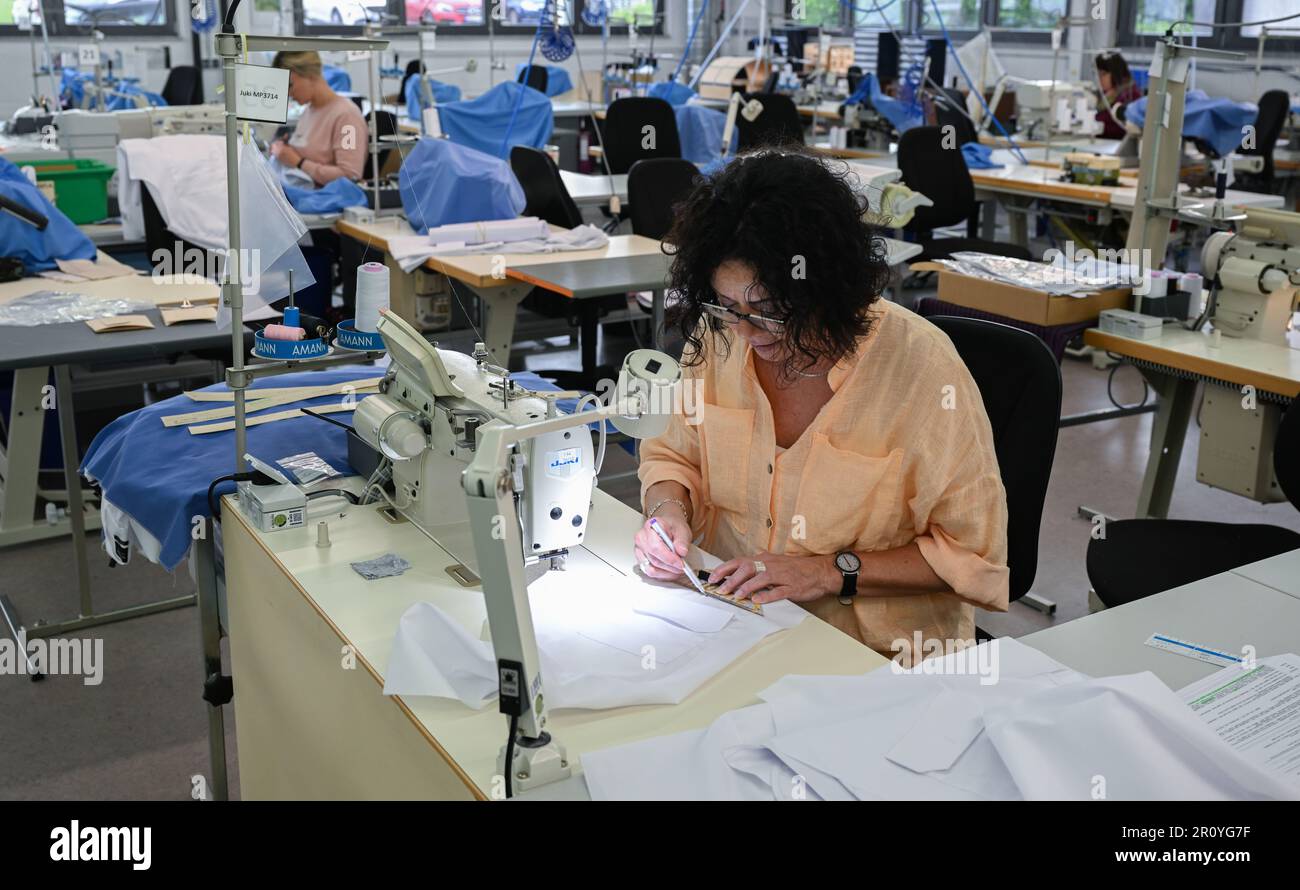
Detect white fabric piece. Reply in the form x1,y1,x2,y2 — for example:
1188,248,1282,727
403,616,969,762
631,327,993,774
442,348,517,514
95,496,163,567
982,671,1300,801
426,217,549,246
383,553,805,710
387,224,611,273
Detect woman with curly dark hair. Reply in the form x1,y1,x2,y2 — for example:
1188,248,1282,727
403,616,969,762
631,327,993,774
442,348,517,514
632,150,1009,661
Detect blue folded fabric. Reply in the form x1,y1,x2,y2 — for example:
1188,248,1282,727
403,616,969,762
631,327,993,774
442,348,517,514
283,177,369,214
675,104,737,165
515,63,573,97
961,142,1003,169
648,81,698,107
844,72,923,134
404,75,463,122
1125,89,1257,157
398,137,526,234
59,69,166,111
0,158,97,271
439,80,555,159
80,365,591,571
323,64,352,93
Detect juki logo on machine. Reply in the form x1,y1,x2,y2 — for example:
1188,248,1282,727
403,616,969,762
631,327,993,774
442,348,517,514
546,448,582,479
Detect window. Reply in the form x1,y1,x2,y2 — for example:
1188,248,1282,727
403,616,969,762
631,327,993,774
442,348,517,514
1131,0,1215,38
405,0,486,26
920,0,982,31
792,0,852,33
995,0,1066,30
853,0,908,31
1240,0,1300,38
1,0,176,35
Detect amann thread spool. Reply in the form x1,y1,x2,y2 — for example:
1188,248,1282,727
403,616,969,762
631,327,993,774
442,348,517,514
355,262,390,333
262,324,305,341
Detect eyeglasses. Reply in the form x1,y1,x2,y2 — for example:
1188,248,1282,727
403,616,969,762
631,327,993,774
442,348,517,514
700,302,787,333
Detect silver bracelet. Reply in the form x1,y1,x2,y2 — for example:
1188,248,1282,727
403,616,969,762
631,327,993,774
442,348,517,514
646,497,691,523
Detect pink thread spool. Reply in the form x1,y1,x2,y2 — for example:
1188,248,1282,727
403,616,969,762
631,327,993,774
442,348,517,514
262,324,306,341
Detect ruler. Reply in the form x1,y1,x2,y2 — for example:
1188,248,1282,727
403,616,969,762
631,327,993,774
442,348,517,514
1143,633,1242,668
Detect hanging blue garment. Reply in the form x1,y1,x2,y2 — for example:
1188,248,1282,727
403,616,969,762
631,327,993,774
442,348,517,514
514,63,574,97
283,177,369,214
844,72,922,134
0,158,97,272
404,75,464,122
649,81,697,107
961,142,1003,169
59,69,165,111
398,137,526,234
323,64,352,92
439,81,554,159
1124,89,1257,158
675,104,736,165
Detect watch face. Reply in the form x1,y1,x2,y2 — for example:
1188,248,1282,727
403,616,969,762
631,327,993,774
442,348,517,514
836,552,861,573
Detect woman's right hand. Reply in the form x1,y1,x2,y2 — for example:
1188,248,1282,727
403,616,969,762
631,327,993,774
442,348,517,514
633,511,692,582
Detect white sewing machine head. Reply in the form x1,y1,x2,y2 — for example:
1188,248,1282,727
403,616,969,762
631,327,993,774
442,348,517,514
354,311,596,564
1202,207,1300,346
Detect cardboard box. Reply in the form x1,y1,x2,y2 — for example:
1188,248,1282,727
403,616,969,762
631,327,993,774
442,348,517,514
910,261,1131,327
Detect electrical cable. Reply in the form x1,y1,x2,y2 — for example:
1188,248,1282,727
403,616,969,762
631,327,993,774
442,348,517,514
575,392,607,474
1105,356,1150,411
504,713,519,798
499,17,544,158
306,488,359,504
206,471,254,522
669,0,709,84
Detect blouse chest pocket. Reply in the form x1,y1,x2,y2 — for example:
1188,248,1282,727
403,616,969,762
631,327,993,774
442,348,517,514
699,403,754,525
791,435,905,554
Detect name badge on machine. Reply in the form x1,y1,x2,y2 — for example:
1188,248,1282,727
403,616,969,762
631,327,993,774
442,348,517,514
234,64,290,124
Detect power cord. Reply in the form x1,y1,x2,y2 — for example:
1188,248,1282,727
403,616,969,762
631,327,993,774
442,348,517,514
206,471,256,523
504,713,519,799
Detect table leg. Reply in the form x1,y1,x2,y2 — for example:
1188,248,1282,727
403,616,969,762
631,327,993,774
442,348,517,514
1136,371,1197,520
194,530,229,801
470,281,532,368
980,194,998,242
0,367,46,541
53,365,92,618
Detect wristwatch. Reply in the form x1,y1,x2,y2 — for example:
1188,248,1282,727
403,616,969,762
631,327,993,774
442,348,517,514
296,157,307,170
834,551,861,605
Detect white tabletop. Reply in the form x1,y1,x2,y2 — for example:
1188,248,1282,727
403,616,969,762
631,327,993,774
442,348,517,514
1024,550,1300,691
558,170,628,206
1232,548,1300,600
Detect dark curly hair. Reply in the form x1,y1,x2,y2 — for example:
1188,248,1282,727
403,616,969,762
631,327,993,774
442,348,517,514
663,149,891,377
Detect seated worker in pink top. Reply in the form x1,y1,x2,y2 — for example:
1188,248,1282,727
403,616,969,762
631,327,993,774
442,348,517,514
634,151,1010,664
270,51,369,186
1094,51,1144,140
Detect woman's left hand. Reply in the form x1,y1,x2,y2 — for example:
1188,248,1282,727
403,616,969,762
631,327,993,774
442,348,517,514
708,551,836,605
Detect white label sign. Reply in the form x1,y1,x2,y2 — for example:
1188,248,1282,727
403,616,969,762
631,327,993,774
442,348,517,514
420,30,437,54
346,50,370,61
78,44,101,67
234,63,290,124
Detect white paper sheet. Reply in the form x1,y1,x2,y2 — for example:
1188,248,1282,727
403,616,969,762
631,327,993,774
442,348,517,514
1180,653,1300,786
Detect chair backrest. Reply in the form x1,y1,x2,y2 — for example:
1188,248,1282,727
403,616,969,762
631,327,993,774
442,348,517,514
160,65,201,106
362,110,398,180
509,145,584,229
602,97,682,174
934,88,977,146
736,92,804,151
627,157,700,240
1273,397,1300,511
927,316,1063,602
400,60,423,102
898,125,977,232
1239,90,1289,182
518,64,549,94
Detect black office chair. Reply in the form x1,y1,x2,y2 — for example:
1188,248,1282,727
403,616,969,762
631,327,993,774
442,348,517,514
1087,398,1300,608
846,65,863,95
735,92,804,151
898,126,1032,261
928,317,1062,623
1235,89,1289,194
626,157,699,240
933,88,977,147
517,64,549,94
601,97,682,174
160,65,202,106
361,110,399,180
509,146,624,389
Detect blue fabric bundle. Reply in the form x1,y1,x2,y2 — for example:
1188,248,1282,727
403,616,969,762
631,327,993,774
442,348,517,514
1125,89,1257,157
404,75,464,122
282,177,369,214
439,80,555,159
675,104,736,165
514,63,574,97
398,137,526,234
0,158,97,272
323,64,352,92
648,81,697,107
59,69,166,111
844,72,923,134
961,142,1003,170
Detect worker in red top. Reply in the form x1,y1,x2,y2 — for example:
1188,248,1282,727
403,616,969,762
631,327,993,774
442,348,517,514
1094,51,1144,140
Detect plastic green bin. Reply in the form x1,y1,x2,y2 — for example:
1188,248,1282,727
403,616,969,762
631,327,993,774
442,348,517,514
26,159,116,224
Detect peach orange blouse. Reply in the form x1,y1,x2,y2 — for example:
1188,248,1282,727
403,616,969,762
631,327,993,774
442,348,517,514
638,300,1010,661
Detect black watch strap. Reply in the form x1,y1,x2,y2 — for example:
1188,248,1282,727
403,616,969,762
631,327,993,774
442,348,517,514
837,555,859,605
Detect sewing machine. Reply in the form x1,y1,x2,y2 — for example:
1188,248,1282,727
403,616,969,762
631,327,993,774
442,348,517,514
359,310,680,792
1014,79,1098,141
1195,207,1300,502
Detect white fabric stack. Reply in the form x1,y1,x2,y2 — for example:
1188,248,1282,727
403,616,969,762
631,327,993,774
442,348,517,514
387,218,610,272
579,639,1300,801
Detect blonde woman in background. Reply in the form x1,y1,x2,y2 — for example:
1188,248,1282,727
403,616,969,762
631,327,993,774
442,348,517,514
270,51,369,186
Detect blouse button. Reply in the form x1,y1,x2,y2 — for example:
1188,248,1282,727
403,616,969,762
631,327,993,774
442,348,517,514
767,463,773,474
765,518,773,528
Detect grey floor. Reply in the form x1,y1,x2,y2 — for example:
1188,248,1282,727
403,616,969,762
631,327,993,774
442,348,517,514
3,314,1298,801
